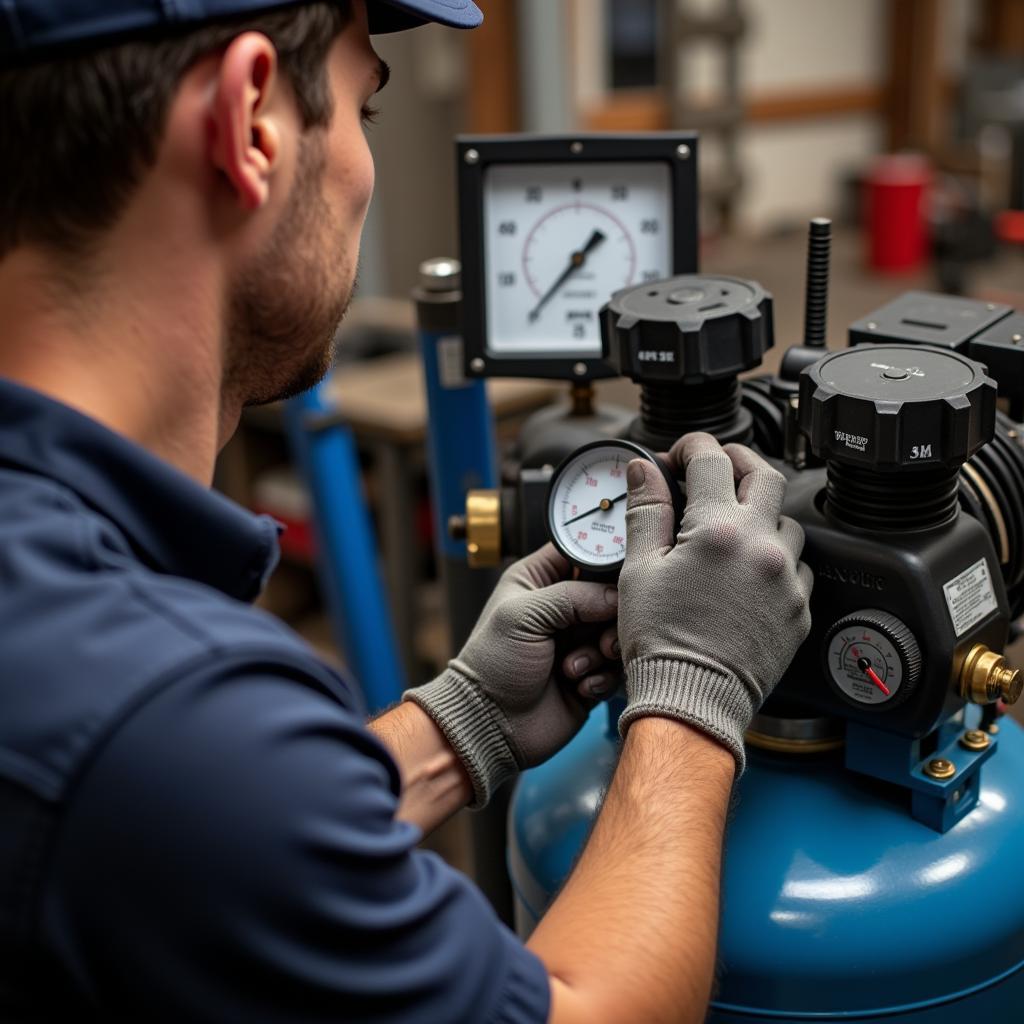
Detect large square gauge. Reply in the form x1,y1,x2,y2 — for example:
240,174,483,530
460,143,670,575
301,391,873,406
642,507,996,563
458,134,698,380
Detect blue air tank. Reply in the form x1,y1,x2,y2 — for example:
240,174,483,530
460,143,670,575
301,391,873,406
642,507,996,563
508,709,1024,1022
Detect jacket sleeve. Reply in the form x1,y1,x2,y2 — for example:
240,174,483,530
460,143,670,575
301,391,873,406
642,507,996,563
40,661,551,1024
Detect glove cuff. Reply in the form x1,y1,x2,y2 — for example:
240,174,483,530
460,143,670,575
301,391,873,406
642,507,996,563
403,669,518,809
619,657,755,775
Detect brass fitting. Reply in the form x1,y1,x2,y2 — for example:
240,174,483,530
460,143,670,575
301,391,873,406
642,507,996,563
465,490,502,568
959,645,1023,706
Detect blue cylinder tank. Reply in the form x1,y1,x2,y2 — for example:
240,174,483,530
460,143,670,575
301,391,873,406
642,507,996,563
508,708,1024,1022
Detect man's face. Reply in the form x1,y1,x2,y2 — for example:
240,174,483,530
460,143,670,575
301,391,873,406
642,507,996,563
226,3,382,407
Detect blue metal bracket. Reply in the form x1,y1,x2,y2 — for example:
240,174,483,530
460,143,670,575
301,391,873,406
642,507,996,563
285,382,405,713
846,713,996,832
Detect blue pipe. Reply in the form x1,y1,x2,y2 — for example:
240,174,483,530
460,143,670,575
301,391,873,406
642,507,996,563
285,382,405,713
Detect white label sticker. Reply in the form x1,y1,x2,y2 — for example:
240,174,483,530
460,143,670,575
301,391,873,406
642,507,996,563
438,336,468,390
943,557,998,637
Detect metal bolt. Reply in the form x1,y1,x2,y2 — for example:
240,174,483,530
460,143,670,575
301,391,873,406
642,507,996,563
960,729,991,752
570,141,584,155
419,257,461,291
1013,333,1023,343
572,361,587,376
469,357,485,373
1009,429,1019,440
988,722,1001,735
867,321,878,330
924,758,956,780
676,143,691,160
464,148,480,165
987,303,996,310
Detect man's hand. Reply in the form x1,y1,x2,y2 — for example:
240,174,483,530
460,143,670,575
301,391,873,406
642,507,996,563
617,432,813,771
404,544,620,806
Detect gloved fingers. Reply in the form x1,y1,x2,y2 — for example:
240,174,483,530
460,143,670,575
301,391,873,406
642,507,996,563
671,433,737,509
516,580,619,636
777,515,806,563
561,644,605,680
623,458,677,565
599,624,620,660
724,443,786,522
576,671,621,702
797,560,814,601
506,542,572,591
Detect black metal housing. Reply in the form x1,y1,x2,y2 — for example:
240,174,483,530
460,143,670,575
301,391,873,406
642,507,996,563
848,291,1012,350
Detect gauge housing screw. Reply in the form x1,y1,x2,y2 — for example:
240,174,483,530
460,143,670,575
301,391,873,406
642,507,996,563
676,143,691,160
570,141,584,155
469,357,485,374
464,148,480,165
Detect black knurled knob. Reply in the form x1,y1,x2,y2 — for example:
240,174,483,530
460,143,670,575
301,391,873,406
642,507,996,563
798,344,996,471
600,274,773,384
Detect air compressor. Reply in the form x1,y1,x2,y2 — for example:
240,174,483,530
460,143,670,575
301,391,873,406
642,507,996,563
417,133,1024,1021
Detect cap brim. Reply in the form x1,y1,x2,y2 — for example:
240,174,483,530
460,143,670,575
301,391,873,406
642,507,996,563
367,0,483,33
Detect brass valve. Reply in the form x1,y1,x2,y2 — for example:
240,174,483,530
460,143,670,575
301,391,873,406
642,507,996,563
959,645,1023,706
463,490,502,568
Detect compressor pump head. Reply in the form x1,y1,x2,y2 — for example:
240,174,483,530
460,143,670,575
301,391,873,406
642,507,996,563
798,344,998,533
600,274,773,449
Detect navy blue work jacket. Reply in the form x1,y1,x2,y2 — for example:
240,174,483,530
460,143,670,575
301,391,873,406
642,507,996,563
0,377,549,1023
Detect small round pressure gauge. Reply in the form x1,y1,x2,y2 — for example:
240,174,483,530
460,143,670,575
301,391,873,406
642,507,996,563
547,439,683,576
823,611,922,708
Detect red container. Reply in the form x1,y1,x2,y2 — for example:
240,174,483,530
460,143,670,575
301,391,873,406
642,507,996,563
864,154,931,273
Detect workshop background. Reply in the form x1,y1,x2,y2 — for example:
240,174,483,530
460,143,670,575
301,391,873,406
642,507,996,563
216,0,1024,740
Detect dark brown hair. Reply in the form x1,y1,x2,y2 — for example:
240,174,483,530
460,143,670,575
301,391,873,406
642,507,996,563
0,2,352,259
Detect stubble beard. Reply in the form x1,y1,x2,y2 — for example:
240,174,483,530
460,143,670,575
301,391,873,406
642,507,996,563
226,132,355,409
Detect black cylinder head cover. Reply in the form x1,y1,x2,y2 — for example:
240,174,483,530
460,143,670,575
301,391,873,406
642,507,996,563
600,274,773,384
799,344,996,471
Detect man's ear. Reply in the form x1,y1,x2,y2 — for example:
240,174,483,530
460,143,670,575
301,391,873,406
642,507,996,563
208,32,283,211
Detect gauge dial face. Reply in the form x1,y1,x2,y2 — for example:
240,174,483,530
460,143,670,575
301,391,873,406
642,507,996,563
483,161,673,357
826,625,905,705
548,443,652,571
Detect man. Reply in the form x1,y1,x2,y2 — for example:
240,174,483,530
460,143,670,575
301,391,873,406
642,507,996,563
0,1,812,1020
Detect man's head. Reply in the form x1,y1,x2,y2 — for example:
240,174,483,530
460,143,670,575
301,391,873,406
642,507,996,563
0,0,478,415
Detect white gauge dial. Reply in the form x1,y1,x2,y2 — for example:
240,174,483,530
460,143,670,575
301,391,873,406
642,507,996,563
483,161,673,356
826,623,905,706
548,441,680,573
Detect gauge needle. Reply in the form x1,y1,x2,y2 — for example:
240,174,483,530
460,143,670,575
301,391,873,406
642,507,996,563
562,491,627,528
528,229,607,324
855,654,891,696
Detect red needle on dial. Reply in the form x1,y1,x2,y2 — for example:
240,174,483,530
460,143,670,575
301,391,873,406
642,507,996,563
853,651,890,696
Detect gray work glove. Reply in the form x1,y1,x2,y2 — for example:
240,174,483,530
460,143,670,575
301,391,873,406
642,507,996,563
617,432,813,773
405,545,621,807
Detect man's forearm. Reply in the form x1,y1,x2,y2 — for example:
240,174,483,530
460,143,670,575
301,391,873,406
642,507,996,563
528,716,735,1024
368,701,472,833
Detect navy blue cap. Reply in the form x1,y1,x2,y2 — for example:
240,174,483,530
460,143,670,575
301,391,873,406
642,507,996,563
0,1,482,59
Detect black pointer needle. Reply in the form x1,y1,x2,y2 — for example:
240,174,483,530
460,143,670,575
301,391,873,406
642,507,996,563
528,229,607,324
562,491,628,528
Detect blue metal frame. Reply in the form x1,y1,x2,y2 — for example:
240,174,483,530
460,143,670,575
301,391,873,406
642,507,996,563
846,713,996,832
285,383,405,712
